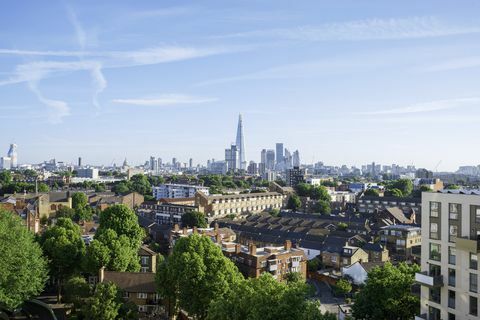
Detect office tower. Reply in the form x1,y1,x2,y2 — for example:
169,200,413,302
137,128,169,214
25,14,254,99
258,163,266,176
292,150,300,167
247,161,258,175
149,156,157,171
172,158,177,167
189,158,193,169
7,144,17,168
286,166,305,187
158,157,162,168
416,190,480,320
276,143,284,165
261,149,267,165
0,157,11,170
225,145,238,172
236,114,246,170
78,157,82,167
284,149,292,169
266,149,275,170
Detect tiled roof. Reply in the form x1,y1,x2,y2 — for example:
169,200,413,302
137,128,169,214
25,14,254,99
103,271,156,293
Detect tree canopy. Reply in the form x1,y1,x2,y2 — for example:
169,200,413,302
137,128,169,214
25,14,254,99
295,183,331,202
287,194,302,211
352,262,419,320
82,282,122,320
0,209,48,310
181,210,208,228
156,234,243,319
364,188,379,197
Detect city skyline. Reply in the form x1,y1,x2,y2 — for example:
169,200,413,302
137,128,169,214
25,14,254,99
1,1,480,170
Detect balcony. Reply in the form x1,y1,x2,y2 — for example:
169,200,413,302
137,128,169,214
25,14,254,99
456,236,480,252
414,314,427,320
415,272,443,287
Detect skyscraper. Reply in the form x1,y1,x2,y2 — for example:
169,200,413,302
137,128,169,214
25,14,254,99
235,114,246,170
261,149,267,165
266,149,275,170
276,143,284,165
7,144,17,168
292,150,300,167
225,144,238,172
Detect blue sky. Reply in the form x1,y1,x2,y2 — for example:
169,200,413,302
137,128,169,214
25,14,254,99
1,0,480,171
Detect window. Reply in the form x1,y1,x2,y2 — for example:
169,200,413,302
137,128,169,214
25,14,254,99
449,225,458,242
137,292,148,299
140,267,148,273
331,256,337,263
449,247,456,265
430,243,441,261
449,203,460,220
471,253,478,270
430,202,440,217
448,312,455,320
448,268,456,287
476,207,480,224
430,222,439,239
429,287,441,304
429,306,440,320
470,273,478,293
470,296,478,316
448,290,455,309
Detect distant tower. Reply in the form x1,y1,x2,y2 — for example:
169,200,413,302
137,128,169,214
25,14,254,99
7,144,17,168
292,150,300,167
78,157,82,167
123,158,128,168
235,114,246,170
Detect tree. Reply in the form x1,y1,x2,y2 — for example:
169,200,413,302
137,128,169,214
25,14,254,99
96,204,145,249
63,276,92,312
295,183,312,197
0,171,12,185
364,188,379,197
270,208,281,217
82,282,122,320
311,185,331,202
0,209,48,310
386,188,403,197
334,279,352,297
74,207,93,222
446,184,460,190
56,206,76,219
387,179,413,197
72,192,88,210
181,210,207,228
112,182,130,194
37,182,50,192
337,222,348,231
307,258,321,272
156,234,243,319
287,195,302,211
207,273,335,320
39,217,86,302
313,200,331,215
352,262,420,320
130,174,152,195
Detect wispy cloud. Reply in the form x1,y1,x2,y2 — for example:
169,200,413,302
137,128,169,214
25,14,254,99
424,57,480,72
28,81,70,123
112,94,218,106
66,6,87,49
131,6,196,18
217,16,480,41
358,97,480,115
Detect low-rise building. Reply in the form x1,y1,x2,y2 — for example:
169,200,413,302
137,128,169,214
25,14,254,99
138,199,198,225
357,195,421,217
139,245,157,273
320,236,369,270
152,183,209,200
221,240,307,280
379,224,421,261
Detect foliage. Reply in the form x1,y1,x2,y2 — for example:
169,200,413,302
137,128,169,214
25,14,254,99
445,184,460,190
307,258,321,272
384,179,413,197
0,209,48,310
313,200,331,215
364,188,379,197
385,188,403,197
63,276,92,311
352,262,420,320
181,210,208,228
72,192,88,210
156,234,243,319
56,206,76,219
334,279,352,296
287,194,302,211
82,282,122,320
39,217,86,301
0,171,12,185
337,222,348,231
129,174,152,195
37,183,50,192
207,273,335,320
270,208,281,217
295,183,331,202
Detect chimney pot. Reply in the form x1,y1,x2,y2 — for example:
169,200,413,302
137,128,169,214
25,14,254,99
249,243,257,255
284,240,292,251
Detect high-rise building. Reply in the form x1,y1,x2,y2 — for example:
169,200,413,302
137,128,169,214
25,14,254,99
7,144,17,168
78,157,82,167
284,149,292,169
189,158,193,169
276,143,284,165
225,145,238,172
235,114,246,170
286,166,305,187
266,150,275,170
292,150,300,167
247,161,258,175
416,190,480,320
0,157,11,170
261,149,267,165
149,156,158,172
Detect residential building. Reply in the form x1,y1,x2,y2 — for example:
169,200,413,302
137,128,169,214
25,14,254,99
77,168,99,179
341,261,384,285
357,195,422,216
380,224,421,261
362,242,389,262
7,143,17,168
194,191,284,219
138,199,199,225
139,245,157,273
152,183,209,200
416,190,480,320
320,236,369,269
286,166,305,187
292,150,300,167
0,156,11,170
221,240,307,280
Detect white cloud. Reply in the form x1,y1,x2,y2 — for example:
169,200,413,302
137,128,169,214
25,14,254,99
359,97,480,115
424,57,480,72
28,81,70,123
112,94,218,106
218,16,480,41
66,6,87,49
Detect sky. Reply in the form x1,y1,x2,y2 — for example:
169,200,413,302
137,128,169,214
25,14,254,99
0,0,480,171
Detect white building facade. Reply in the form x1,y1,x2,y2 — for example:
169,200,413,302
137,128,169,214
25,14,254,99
152,184,210,200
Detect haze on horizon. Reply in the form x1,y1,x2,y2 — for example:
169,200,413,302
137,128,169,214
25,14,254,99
0,0,479,171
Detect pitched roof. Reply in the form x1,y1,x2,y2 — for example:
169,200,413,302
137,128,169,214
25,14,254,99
362,242,385,252
385,207,410,224
103,271,156,293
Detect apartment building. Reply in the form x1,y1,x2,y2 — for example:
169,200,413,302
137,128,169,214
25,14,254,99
152,183,209,200
221,240,307,280
357,196,421,216
379,224,421,261
194,191,284,219
416,190,480,320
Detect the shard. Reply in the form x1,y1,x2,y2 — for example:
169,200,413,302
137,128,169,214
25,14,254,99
235,114,246,170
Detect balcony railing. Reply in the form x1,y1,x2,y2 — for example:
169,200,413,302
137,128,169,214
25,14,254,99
415,272,444,287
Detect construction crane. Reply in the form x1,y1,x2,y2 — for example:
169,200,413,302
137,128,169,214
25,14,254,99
434,160,442,173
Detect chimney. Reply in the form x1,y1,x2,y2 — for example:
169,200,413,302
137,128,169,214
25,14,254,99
249,243,257,255
174,224,180,232
214,222,219,232
216,233,222,244
284,240,292,251
99,266,105,283
235,243,241,254
182,227,187,235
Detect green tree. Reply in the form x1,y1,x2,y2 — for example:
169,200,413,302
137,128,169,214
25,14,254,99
207,273,334,320
270,208,281,217
311,185,331,202
364,188,379,197
0,209,48,310
387,179,413,197
37,183,50,192
337,222,348,231
295,183,312,197
39,217,86,302
156,235,243,319
56,206,76,219
181,210,208,228
63,276,92,312
334,279,352,297
445,184,460,190
112,181,130,194
287,195,302,211
352,262,420,320
386,188,404,197
313,200,331,215
96,204,145,249
307,258,321,272
130,174,152,195
82,282,122,320
72,192,88,210
0,171,12,185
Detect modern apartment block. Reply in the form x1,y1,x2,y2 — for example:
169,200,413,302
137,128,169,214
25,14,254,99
152,183,209,200
416,190,480,320
194,191,284,219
